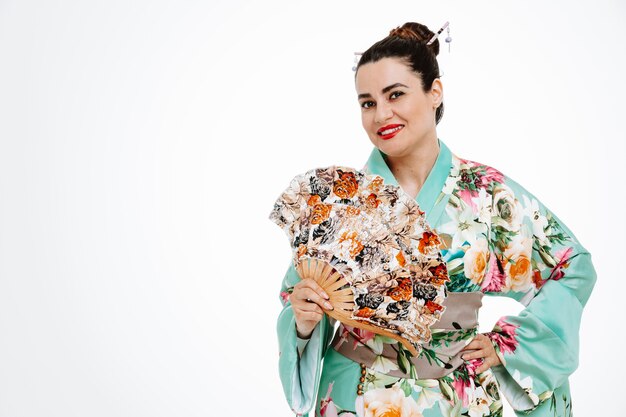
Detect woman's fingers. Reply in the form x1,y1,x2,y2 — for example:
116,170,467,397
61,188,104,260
461,348,487,361
294,278,329,297
461,333,499,373
294,288,333,310
296,298,325,315
292,280,332,310
298,300,324,313
297,310,324,322
462,340,479,351
475,358,493,374
291,279,334,339
462,334,489,350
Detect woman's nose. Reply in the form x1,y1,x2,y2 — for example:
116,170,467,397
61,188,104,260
375,102,393,124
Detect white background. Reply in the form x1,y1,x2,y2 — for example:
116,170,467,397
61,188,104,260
0,0,623,416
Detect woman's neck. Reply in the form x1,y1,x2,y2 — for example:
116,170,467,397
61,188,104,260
382,137,440,200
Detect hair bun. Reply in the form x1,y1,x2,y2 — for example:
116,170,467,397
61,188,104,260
389,22,439,56
389,26,421,41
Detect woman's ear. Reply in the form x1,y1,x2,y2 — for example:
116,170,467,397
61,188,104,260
430,78,444,109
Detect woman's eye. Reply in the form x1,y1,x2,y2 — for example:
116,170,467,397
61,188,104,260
361,101,375,109
390,91,404,99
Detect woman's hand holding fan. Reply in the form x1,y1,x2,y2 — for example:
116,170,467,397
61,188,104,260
269,166,449,356
290,278,332,339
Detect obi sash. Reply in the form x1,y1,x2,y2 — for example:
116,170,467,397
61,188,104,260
330,291,484,379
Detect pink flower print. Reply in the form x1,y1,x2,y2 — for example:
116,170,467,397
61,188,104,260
333,326,350,349
456,189,484,211
456,165,479,206
462,160,504,180
353,328,376,348
280,291,291,305
549,247,574,281
341,324,376,350
487,318,520,355
458,159,479,169
481,253,506,292
320,383,339,417
464,358,483,378
457,188,477,208
481,166,505,187
452,375,471,408
497,318,519,339
456,161,504,209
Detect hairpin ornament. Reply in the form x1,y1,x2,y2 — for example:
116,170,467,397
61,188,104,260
352,22,452,71
427,21,452,53
352,52,363,72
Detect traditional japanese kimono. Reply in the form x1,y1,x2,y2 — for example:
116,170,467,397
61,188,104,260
273,139,596,417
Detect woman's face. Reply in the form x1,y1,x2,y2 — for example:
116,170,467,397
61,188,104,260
355,57,442,157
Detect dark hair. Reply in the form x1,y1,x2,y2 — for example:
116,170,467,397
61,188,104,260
355,22,444,125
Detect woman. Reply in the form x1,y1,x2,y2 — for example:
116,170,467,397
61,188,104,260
273,22,596,417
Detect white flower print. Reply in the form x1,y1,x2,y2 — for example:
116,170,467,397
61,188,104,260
471,188,492,225
440,203,487,248
512,369,539,406
467,390,490,417
522,195,549,246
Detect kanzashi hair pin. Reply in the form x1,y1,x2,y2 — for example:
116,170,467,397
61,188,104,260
352,22,452,71
427,21,452,53
426,22,452,45
352,52,363,72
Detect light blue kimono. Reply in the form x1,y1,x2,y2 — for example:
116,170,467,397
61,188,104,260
273,139,596,417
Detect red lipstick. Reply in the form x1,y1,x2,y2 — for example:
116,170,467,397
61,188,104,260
377,124,404,140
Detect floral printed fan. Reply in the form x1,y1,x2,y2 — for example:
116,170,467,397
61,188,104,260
269,166,449,356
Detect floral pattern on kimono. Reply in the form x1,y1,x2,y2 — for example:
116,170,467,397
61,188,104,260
272,139,596,417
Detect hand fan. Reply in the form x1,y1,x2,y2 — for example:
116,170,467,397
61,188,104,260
269,166,449,356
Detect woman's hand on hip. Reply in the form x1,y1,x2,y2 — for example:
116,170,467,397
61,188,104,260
461,333,502,374
290,278,333,339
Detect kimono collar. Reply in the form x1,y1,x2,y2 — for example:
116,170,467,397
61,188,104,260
364,139,453,216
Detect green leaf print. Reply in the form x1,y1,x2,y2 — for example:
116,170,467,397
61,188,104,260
430,328,478,348
400,379,412,397
544,213,570,246
419,346,447,367
438,377,455,402
492,225,516,252
446,273,481,292
397,348,410,374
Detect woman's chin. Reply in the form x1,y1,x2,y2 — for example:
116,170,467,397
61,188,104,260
372,137,407,156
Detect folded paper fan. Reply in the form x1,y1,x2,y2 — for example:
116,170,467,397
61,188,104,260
269,166,449,356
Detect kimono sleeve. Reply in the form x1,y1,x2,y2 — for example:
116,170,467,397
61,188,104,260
483,177,597,414
277,261,336,416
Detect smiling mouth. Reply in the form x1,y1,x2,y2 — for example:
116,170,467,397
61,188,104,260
377,124,404,139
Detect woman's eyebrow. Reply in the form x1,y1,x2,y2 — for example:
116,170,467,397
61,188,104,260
358,83,409,100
